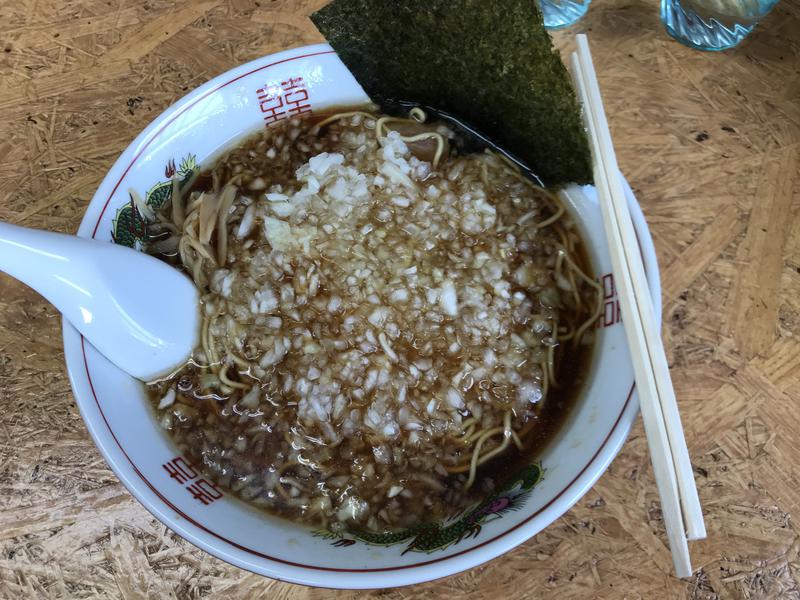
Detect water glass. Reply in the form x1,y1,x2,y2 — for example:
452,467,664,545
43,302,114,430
538,0,592,29
661,0,780,50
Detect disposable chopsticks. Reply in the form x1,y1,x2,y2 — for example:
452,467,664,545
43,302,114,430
569,34,706,578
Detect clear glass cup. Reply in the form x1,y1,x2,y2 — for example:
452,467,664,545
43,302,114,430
539,0,591,29
661,0,780,50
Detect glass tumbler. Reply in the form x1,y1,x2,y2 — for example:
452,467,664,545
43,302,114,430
661,0,780,50
538,0,592,29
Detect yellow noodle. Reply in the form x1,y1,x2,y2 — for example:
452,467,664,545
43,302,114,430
171,177,185,228
218,365,250,390
315,111,377,129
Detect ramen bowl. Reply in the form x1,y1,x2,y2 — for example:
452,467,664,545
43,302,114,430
64,44,660,588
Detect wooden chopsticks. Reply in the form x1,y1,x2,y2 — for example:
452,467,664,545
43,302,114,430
569,34,706,578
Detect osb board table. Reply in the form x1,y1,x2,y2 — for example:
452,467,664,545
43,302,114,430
1,0,799,597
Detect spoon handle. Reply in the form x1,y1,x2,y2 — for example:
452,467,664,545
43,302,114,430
0,221,199,381
0,221,101,329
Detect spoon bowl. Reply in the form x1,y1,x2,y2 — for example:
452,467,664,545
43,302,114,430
0,221,200,381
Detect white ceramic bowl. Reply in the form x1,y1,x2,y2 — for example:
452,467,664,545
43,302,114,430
63,44,661,589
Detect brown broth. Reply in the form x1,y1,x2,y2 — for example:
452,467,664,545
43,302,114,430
145,109,598,531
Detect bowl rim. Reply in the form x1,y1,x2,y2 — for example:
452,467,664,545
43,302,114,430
63,43,662,589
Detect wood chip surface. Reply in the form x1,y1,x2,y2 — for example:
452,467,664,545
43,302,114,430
1,0,799,597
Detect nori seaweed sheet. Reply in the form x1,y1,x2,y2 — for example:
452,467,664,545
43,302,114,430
311,0,592,187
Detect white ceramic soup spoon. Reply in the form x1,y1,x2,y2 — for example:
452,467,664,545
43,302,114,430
0,221,200,381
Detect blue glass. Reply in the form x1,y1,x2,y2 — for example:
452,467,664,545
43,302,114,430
539,0,591,29
661,0,780,51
